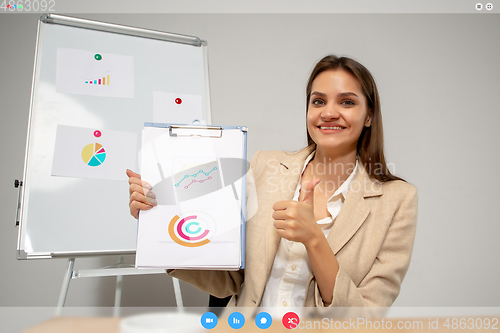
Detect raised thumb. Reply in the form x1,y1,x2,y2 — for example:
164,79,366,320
301,178,321,206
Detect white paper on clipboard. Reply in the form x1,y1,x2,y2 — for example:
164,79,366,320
136,123,247,270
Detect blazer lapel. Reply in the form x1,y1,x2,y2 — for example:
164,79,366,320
327,166,383,255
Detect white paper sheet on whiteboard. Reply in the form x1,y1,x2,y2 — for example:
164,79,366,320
153,91,203,124
51,124,137,181
56,48,134,99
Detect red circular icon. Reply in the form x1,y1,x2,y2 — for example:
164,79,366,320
282,312,299,329
175,98,182,104
94,130,102,138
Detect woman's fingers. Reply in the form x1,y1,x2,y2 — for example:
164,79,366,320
272,199,318,244
273,220,287,230
273,220,296,241
127,169,156,219
128,178,152,195
272,210,288,221
126,169,140,179
272,200,297,211
129,183,156,199
129,183,145,196
129,190,156,220
129,200,154,219
129,190,157,206
274,228,289,240
145,189,156,199
129,179,150,195
127,169,152,191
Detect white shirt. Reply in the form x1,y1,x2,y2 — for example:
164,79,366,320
260,151,359,307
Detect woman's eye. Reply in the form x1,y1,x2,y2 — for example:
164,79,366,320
312,99,325,106
341,100,355,106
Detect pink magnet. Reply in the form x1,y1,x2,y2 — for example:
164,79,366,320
94,130,102,138
175,98,182,104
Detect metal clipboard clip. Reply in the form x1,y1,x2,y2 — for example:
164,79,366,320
169,124,223,138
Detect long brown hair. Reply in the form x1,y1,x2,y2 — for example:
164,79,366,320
306,55,403,183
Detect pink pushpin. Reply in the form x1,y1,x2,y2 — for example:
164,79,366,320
175,98,182,104
94,130,102,138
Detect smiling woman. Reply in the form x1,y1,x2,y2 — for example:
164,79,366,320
307,70,370,160
128,54,418,308
305,55,403,183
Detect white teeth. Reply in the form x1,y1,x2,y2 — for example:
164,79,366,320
320,126,344,130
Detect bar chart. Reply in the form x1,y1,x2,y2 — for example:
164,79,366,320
85,72,110,85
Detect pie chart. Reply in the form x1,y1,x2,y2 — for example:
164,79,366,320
82,143,106,167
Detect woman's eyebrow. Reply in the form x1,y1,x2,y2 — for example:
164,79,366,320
311,91,359,98
310,91,327,97
338,92,359,98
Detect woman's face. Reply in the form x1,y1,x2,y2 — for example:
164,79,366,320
307,69,371,155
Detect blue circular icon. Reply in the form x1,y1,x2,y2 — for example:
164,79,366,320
228,312,245,329
201,312,218,329
255,312,272,329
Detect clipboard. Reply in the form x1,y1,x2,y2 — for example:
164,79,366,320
136,123,248,270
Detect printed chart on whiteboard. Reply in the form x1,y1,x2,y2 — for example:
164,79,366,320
51,124,137,181
56,48,134,98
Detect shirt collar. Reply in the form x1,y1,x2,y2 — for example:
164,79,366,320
293,150,359,203
334,157,359,202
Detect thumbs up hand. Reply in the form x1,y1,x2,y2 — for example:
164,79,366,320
299,177,321,207
272,178,323,247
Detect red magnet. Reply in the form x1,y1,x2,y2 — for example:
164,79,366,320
175,98,182,104
94,130,102,138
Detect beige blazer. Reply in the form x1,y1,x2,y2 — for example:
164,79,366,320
169,146,418,307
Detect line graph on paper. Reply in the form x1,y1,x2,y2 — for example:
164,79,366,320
172,159,221,193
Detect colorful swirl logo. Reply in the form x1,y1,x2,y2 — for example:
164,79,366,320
168,212,215,247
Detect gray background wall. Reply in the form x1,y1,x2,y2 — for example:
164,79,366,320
1,13,499,307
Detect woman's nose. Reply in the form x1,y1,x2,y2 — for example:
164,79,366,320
321,105,340,121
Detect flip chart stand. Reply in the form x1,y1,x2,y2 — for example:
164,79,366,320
56,257,184,317
17,14,210,313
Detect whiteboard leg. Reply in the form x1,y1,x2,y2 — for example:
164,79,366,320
114,274,123,317
172,277,183,308
113,256,124,317
56,258,75,316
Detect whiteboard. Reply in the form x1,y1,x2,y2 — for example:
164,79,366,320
17,15,211,258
